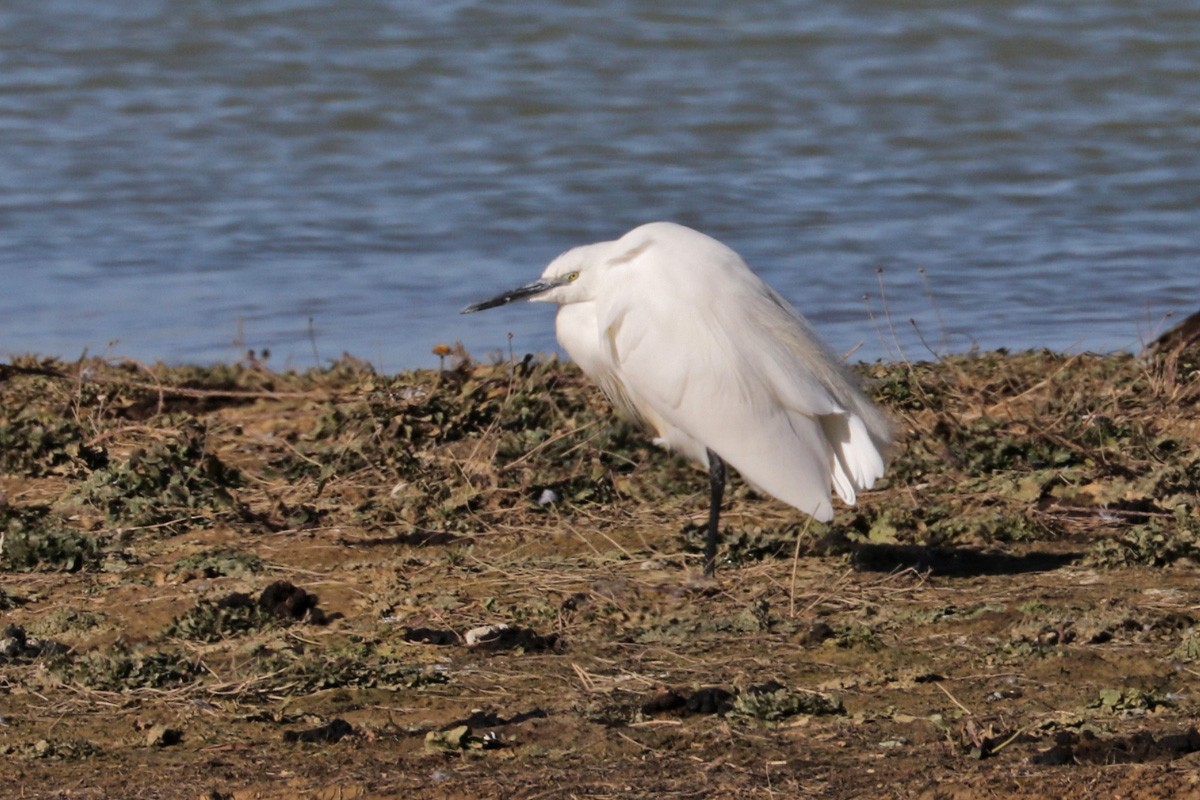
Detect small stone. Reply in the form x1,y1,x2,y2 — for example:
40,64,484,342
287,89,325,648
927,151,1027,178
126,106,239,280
145,724,182,747
424,725,471,753
465,623,511,647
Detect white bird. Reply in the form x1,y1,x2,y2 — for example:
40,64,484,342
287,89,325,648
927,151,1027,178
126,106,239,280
462,222,891,574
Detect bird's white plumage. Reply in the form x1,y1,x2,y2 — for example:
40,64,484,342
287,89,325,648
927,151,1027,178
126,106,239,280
536,222,891,522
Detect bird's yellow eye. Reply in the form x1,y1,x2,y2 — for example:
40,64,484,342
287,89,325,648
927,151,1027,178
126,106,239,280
565,271,580,282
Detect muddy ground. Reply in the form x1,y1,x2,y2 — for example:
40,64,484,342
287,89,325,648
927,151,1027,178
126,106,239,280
2,345,1199,799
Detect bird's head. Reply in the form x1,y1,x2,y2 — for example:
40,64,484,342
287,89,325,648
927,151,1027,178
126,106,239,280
460,243,608,314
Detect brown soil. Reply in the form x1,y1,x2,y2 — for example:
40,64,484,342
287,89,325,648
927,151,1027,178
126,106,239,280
2,348,1199,799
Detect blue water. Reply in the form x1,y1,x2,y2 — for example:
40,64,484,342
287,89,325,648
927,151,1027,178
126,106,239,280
1,1,1197,371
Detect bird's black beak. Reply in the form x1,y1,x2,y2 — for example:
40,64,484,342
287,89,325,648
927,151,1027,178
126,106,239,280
460,278,558,314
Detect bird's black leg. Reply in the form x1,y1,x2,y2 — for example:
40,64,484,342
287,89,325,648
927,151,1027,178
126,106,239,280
705,449,726,576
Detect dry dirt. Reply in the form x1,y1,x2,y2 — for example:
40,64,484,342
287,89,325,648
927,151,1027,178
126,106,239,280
1,347,1199,799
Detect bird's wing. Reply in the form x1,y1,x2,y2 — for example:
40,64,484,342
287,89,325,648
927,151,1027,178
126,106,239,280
746,287,891,502
596,250,844,520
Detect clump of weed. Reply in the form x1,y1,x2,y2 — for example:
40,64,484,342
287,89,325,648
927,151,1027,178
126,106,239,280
1085,507,1200,568
1149,457,1200,509
835,623,884,650
167,582,325,642
848,506,920,545
27,609,105,639
927,509,1043,546
166,594,281,643
1,624,69,663
686,522,814,565
938,416,1082,474
278,361,568,522
532,469,619,508
868,361,946,413
1,505,103,572
305,359,565,459
170,549,264,579
56,644,200,691
241,641,446,696
1091,687,1174,715
0,737,102,761
0,414,107,478
1173,630,1200,662
1010,607,1077,648
78,421,241,532
842,503,1038,549
0,587,25,610
732,681,844,723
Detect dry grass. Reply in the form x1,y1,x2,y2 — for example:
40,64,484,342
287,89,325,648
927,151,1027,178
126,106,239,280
1,344,1199,799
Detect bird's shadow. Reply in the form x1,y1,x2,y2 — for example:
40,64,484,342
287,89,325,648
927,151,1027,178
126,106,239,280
849,543,1081,578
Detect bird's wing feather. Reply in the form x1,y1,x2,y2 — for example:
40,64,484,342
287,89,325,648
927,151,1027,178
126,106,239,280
595,238,844,519
589,224,891,516
749,287,891,499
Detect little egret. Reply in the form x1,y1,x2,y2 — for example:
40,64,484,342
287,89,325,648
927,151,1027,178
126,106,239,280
462,222,891,574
